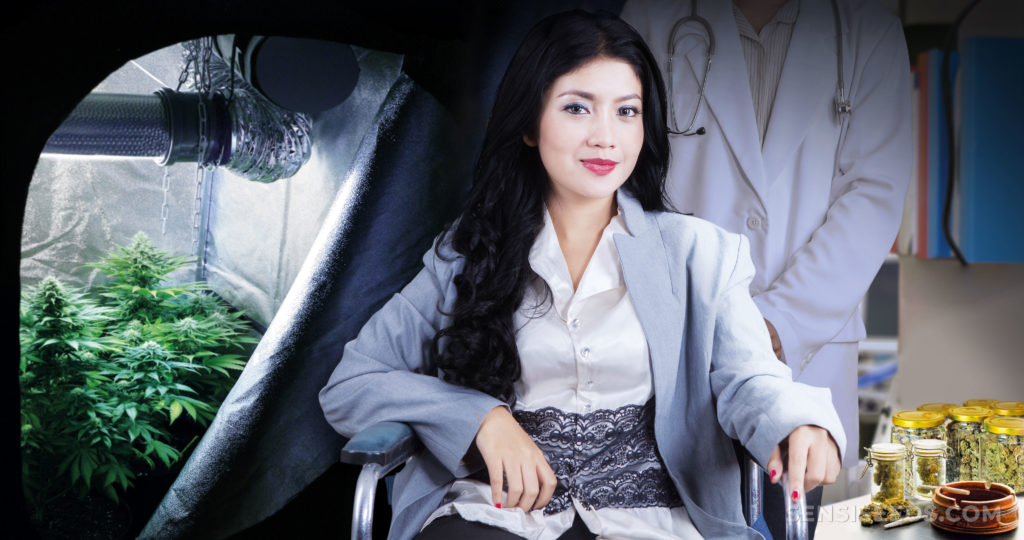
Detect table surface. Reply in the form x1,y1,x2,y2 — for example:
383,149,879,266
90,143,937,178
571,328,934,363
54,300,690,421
814,494,1020,539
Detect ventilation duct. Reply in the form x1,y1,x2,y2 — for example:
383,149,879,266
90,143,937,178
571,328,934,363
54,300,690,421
215,35,360,115
43,43,315,183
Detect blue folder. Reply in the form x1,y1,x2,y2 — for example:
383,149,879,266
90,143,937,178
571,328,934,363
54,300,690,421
956,37,1024,263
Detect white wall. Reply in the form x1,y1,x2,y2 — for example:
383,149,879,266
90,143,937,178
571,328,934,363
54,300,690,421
895,257,1024,408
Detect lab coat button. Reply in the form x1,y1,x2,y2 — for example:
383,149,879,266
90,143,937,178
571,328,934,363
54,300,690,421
580,347,590,359
746,216,762,229
570,318,581,329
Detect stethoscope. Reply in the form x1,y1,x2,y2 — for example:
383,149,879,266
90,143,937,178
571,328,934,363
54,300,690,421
666,0,850,136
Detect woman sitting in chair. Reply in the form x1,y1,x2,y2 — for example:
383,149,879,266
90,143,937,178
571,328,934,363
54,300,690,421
320,10,843,540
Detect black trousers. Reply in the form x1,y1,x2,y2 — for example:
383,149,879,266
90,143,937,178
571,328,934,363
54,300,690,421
762,472,823,540
414,513,596,540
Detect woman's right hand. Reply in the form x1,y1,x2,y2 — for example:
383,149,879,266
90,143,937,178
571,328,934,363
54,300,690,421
474,405,558,512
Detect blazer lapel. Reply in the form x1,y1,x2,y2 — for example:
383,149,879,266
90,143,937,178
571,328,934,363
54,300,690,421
683,0,767,205
760,0,839,186
614,192,685,419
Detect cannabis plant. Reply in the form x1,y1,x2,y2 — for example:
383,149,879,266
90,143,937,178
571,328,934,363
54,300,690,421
89,231,199,323
101,341,207,460
91,231,256,423
19,277,115,516
20,232,258,520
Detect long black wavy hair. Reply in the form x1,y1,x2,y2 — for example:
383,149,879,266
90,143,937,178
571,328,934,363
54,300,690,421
430,10,671,405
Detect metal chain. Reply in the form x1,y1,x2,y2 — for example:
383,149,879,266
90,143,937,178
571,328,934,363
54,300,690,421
200,36,213,96
176,46,193,92
192,37,212,259
192,103,207,258
160,165,171,235
162,40,197,235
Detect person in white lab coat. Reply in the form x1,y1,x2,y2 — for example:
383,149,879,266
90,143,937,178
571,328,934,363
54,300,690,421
621,0,912,537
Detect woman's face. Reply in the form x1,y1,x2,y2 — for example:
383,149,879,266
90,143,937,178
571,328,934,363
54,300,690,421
527,57,644,209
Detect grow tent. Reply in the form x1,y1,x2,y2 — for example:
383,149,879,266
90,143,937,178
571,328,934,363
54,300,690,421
12,1,622,537
21,39,469,539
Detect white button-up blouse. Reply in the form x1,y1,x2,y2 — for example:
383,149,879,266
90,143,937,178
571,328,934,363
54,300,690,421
422,208,703,539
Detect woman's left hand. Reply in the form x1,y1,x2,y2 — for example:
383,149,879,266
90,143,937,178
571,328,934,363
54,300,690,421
767,425,841,500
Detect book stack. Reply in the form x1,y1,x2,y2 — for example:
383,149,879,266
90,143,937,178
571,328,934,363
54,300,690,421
896,37,1024,263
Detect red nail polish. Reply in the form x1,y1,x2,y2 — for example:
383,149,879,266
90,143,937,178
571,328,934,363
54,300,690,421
792,490,799,501
770,469,777,481
496,503,502,509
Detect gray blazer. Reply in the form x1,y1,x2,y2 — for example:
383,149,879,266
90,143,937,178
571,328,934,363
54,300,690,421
319,190,846,540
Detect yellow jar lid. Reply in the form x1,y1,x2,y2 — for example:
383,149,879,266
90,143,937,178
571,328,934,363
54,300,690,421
893,410,944,428
949,406,993,422
963,399,999,408
985,417,1024,436
990,401,1024,416
870,442,906,458
917,403,956,416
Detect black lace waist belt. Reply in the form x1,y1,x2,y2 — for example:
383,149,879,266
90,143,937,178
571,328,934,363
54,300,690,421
472,399,682,515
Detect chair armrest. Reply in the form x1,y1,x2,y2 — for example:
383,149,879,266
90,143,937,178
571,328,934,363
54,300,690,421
342,422,421,540
341,421,422,471
740,446,808,540
741,451,764,526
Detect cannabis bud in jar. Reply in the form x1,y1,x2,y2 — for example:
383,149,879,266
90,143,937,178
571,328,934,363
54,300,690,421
948,406,992,482
864,443,906,504
891,410,945,499
983,417,1024,493
911,439,946,501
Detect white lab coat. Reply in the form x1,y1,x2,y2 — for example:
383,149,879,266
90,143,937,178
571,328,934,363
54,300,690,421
622,0,912,466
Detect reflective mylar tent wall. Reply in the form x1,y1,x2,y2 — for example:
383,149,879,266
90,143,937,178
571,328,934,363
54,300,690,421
22,44,403,329
22,44,201,294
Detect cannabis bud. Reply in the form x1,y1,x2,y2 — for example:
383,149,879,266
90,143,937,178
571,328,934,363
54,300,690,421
859,500,919,527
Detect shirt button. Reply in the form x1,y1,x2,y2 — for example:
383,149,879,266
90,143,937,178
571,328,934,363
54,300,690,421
586,380,594,387
580,347,590,359
746,216,762,229
570,318,581,329
584,404,592,412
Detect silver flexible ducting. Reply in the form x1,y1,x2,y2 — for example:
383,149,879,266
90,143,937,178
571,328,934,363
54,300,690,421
43,45,313,183
206,50,313,182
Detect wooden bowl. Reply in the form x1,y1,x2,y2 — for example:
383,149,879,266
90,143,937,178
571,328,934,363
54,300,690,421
930,481,1018,535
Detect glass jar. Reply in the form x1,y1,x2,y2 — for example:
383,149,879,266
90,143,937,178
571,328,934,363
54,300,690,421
866,442,907,504
963,399,999,409
982,417,1024,494
911,439,947,501
990,401,1024,418
892,410,944,499
891,410,946,451
947,406,993,483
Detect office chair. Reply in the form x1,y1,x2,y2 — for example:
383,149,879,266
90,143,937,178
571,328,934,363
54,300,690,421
340,421,807,540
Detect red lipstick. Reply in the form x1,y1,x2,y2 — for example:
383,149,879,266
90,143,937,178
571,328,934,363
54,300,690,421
581,158,618,176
